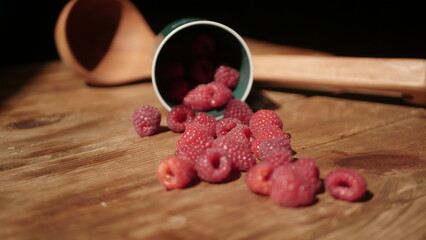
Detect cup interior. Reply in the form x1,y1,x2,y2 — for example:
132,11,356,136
152,20,253,118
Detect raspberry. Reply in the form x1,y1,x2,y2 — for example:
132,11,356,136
195,148,232,183
192,112,217,137
157,155,196,190
182,84,212,111
291,158,321,193
212,136,256,172
270,166,316,207
167,105,195,133
189,59,215,84
258,137,292,161
174,145,206,167
165,78,190,104
223,99,253,125
176,123,214,151
250,125,289,158
325,168,367,202
225,124,253,146
131,105,161,137
156,61,185,80
189,33,215,59
183,82,232,111
163,41,184,60
261,146,293,167
245,162,275,195
249,109,283,135
214,65,239,88
215,117,242,137
208,82,233,108
253,125,288,142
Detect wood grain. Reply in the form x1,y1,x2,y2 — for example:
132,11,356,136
1,61,426,240
252,55,426,105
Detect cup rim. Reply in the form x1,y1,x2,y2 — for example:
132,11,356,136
151,19,253,117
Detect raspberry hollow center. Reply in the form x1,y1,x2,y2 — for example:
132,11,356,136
210,156,221,169
165,168,175,181
176,113,187,123
207,152,224,169
338,180,350,188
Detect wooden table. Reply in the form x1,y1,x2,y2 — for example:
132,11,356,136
1,40,426,240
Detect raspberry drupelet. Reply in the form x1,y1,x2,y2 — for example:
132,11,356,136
212,136,256,172
176,123,214,151
249,109,283,136
224,99,253,125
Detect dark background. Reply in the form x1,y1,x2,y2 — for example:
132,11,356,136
1,1,425,68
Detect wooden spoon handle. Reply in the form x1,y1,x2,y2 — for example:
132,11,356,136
252,54,426,105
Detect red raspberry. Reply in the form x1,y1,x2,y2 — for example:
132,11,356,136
325,168,367,202
156,61,185,80
223,99,253,125
167,105,195,133
174,145,206,167
208,82,233,108
212,136,256,172
182,84,212,111
189,59,215,84
163,41,184,60
215,117,242,137
249,109,283,135
192,112,217,137
176,123,214,151
195,148,232,183
253,125,288,142
131,105,161,137
291,158,321,193
250,125,290,158
157,155,196,190
214,65,239,88
258,137,292,161
261,147,293,167
189,33,215,59
183,82,232,111
225,124,253,146
270,166,316,207
165,78,190,104
245,162,274,195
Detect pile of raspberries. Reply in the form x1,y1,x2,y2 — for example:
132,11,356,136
132,32,367,207
132,99,368,208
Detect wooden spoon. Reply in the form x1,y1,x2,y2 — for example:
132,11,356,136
55,0,426,105
252,54,426,105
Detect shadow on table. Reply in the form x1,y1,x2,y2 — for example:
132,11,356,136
0,63,44,111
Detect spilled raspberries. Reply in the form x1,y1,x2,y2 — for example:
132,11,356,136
133,33,369,208
133,102,369,207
